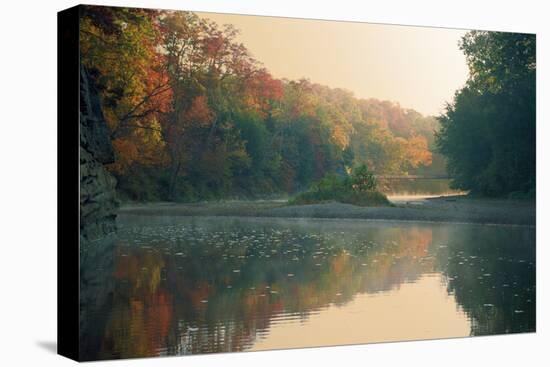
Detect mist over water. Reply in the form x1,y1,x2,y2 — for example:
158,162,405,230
380,178,463,197
80,216,535,360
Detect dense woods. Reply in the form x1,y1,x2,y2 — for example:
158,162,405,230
436,31,536,197
80,6,440,202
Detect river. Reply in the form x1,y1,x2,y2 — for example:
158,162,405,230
79,214,535,360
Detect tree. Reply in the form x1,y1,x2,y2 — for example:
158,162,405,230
80,6,172,172
81,7,442,201
437,31,535,196
351,164,377,192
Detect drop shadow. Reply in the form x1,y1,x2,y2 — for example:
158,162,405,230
36,341,57,354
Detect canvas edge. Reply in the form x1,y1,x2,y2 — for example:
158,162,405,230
57,4,81,362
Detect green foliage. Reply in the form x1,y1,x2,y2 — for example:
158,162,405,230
290,166,389,207
82,6,442,202
436,31,535,197
350,164,377,192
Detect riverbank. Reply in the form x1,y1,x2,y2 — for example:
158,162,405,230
118,195,535,226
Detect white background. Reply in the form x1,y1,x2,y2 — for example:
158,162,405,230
0,0,547,366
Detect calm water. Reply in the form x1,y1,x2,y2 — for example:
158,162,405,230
380,178,462,196
79,216,535,360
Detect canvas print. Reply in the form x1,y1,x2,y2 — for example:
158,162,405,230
72,4,535,361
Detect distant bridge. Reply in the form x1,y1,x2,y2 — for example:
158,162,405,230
374,175,451,180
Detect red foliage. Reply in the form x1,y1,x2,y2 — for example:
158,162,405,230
185,95,213,126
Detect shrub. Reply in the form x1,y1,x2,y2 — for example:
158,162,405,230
350,164,377,192
289,165,389,207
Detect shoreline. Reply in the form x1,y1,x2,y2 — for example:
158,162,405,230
118,195,535,226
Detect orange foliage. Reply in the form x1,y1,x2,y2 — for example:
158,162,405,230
184,95,213,127
331,125,349,148
111,138,139,172
404,135,433,168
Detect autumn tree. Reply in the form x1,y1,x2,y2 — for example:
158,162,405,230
80,6,173,199
81,7,441,201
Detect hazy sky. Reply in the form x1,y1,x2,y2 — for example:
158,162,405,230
198,12,469,116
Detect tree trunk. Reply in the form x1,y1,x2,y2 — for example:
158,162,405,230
168,160,181,200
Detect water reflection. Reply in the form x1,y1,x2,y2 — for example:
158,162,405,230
79,216,535,360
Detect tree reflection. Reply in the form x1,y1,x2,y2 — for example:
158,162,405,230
79,218,535,360
436,225,535,335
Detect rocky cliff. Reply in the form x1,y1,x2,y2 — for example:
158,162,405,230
80,66,118,243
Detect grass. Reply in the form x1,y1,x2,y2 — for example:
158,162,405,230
289,189,389,206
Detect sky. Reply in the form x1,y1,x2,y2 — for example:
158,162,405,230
197,11,469,116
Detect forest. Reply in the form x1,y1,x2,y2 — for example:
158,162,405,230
80,6,442,202
437,31,536,197
80,6,535,202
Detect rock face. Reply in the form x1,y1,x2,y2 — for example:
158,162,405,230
80,66,118,243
